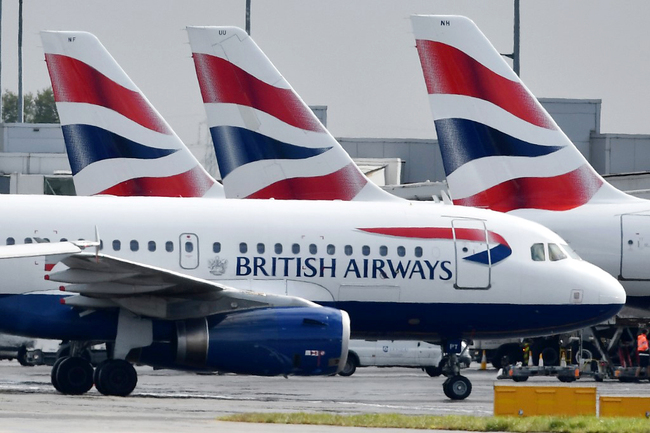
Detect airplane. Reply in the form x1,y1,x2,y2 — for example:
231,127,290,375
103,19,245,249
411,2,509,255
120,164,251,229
0,197,624,399
411,14,650,309
186,26,398,201
42,31,224,198
23,30,621,401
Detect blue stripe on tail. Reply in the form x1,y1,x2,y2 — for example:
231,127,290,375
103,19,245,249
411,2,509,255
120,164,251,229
62,124,178,175
434,118,563,175
210,126,331,179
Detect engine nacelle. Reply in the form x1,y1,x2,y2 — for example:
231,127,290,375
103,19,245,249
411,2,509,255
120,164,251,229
136,306,350,376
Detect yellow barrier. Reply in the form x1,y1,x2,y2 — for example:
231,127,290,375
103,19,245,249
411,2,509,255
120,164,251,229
494,385,596,416
600,396,650,417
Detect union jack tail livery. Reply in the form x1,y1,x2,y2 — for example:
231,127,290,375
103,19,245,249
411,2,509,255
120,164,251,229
186,26,398,201
41,31,223,198
410,15,635,212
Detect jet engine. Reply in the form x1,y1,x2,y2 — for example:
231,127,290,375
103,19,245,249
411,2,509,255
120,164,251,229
135,306,350,376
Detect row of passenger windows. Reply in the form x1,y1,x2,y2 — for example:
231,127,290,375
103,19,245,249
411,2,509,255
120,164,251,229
5,237,425,257
237,242,422,257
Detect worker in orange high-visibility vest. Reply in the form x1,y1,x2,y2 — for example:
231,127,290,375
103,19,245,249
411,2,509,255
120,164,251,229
636,329,650,379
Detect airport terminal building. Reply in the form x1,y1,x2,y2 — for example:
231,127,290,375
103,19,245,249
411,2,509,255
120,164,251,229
1,98,650,198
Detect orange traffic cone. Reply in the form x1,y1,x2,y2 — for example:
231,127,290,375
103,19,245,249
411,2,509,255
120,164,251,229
480,350,487,370
538,353,544,367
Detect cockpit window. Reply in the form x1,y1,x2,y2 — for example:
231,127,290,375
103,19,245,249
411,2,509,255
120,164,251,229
548,243,567,261
531,243,545,261
562,244,581,260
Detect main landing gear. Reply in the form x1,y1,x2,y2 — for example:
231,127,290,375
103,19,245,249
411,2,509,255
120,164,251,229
439,342,472,400
51,344,137,396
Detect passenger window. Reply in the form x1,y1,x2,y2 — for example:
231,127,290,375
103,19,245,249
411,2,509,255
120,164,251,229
148,241,156,252
6,237,14,245
165,241,174,252
327,244,335,255
379,246,388,257
60,238,68,242
43,238,50,243
530,243,545,261
397,246,406,257
185,242,194,253
362,245,370,256
257,243,265,254
414,246,423,258
24,238,33,244
130,240,139,252
345,245,353,256
549,243,567,261
239,243,247,254
309,244,317,254
275,243,283,254
292,244,300,254
113,240,121,251
213,242,221,253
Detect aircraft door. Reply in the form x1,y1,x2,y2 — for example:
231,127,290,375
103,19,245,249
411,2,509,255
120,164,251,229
180,233,199,269
452,218,491,289
620,214,650,280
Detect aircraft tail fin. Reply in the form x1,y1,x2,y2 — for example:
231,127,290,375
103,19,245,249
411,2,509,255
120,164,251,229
40,31,223,198
410,15,636,212
186,26,398,201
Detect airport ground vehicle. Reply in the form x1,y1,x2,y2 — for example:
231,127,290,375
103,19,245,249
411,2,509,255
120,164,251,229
340,340,471,377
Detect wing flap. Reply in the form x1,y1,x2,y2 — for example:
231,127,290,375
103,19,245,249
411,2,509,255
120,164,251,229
54,252,317,319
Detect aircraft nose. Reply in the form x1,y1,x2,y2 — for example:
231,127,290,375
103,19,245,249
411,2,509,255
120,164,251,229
599,272,626,307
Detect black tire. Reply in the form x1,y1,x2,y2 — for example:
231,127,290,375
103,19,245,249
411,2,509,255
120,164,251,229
16,345,32,367
532,341,559,366
54,356,94,395
424,366,442,377
50,356,67,392
492,344,523,369
93,360,110,395
96,359,137,396
558,376,577,383
338,353,358,377
442,375,472,400
512,375,529,382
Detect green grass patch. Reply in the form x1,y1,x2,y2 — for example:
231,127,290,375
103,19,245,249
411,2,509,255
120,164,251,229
219,412,650,432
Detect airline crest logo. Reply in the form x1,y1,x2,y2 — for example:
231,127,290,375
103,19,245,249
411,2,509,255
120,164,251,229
208,256,228,276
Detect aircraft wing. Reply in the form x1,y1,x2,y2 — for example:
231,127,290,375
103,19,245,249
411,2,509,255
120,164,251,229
0,240,95,259
48,252,317,320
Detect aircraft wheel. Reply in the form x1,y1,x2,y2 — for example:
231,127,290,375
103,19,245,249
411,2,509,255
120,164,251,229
93,360,110,395
54,356,94,395
442,375,472,400
50,356,67,392
96,359,137,396
338,353,358,377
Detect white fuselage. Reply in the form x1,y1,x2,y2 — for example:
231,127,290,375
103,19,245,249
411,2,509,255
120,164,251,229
0,194,624,341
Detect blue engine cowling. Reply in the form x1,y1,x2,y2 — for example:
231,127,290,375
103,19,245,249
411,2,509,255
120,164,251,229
135,306,350,376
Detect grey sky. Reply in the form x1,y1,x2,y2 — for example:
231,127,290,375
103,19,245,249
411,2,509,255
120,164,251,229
2,0,649,147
